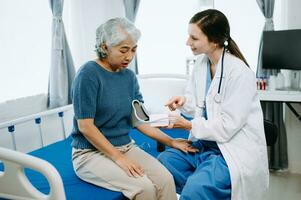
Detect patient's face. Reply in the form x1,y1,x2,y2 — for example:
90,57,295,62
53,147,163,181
105,37,137,72
186,23,216,56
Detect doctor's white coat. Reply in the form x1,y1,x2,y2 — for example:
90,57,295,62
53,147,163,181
181,53,269,200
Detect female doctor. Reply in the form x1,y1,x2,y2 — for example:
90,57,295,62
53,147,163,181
158,9,269,200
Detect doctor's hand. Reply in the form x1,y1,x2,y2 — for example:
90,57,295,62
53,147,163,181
170,139,198,153
165,96,186,111
167,115,192,131
114,154,144,178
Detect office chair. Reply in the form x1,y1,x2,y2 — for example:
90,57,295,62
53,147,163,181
263,119,279,146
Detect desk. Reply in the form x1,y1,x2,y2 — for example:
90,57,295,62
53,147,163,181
258,90,301,102
258,90,301,121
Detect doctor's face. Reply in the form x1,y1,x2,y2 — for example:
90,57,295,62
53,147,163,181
186,23,216,55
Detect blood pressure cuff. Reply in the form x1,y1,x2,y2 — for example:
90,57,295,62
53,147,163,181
131,100,150,127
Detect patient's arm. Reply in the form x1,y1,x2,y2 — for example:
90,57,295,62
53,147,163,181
77,119,144,177
136,124,197,153
78,119,123,160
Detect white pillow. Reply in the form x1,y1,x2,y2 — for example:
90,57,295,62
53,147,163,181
137,74,188,114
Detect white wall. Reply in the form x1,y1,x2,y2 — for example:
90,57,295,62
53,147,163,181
214,0,263,72
284,0,301,29
214,0,284,72
281,0,301,174
0,94,47,123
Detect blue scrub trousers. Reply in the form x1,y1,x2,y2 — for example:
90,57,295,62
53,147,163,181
158,140,231,200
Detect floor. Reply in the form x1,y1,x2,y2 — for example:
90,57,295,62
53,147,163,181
176,171,301,199
266,171,301,200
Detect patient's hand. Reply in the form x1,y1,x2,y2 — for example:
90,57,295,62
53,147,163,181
114,154,144,178
171,139,198,153
165,96,185,111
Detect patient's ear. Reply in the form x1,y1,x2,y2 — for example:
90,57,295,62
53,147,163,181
101,43,108,53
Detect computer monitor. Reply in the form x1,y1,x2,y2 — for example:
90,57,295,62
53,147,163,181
262,29,301,70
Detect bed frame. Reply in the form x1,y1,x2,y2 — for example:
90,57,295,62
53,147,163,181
0,146,65,200
0,104,74,200
0,74,189,200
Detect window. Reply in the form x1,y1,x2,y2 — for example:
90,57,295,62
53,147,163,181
136,0,282,74
136,0,201,74
0,0,51,103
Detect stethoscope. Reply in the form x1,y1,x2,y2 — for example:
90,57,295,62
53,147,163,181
196,40,228,111
214,40,228,103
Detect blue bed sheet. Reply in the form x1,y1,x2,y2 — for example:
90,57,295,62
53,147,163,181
0,128,188,200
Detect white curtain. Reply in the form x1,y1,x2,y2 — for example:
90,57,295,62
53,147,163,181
48,0,75,109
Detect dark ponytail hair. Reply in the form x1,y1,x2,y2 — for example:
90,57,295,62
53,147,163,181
190,9,249,67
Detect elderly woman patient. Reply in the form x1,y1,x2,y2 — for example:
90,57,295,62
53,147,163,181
70,17,197,200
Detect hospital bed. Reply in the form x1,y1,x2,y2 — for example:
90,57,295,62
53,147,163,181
0,74,189,200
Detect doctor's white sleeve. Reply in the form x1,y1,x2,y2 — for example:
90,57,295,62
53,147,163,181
190,69,257,143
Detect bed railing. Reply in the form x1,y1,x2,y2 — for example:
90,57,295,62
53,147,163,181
0,105,73,200
0,104,74,153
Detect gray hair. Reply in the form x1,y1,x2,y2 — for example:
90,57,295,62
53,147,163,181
95,18,141,58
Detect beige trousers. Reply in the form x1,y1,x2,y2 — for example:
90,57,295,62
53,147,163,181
72,142,177,200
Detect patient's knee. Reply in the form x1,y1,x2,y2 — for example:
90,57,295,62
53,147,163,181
154,167,175,193
162,169,174,185
132,177,156,200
